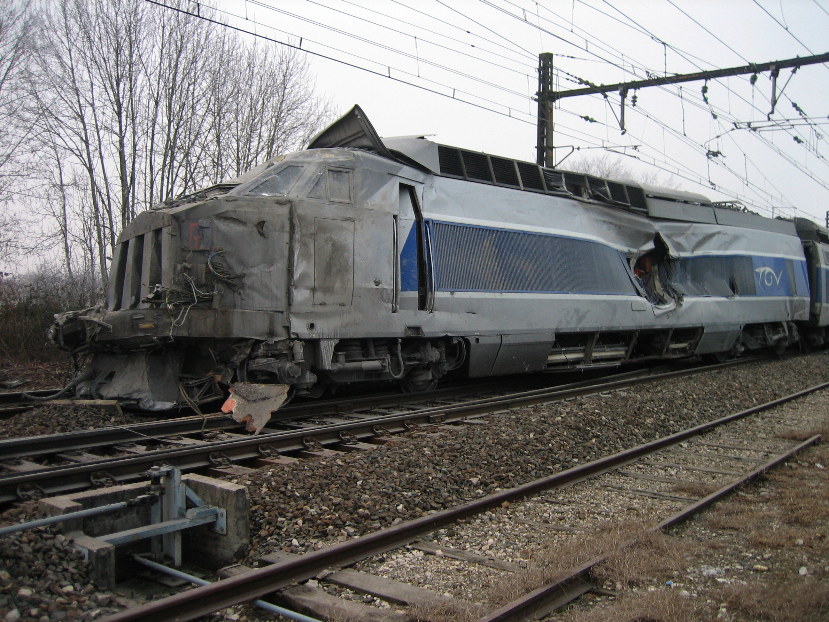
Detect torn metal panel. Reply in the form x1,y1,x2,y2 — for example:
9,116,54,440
652,220,805,262
308,104,395,161
221,383,290,434
382,136,441,172
83,351,184,411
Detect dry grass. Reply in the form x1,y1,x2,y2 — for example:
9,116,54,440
592,529,697,587
556,588,707,622
481,520,694,610
715,578,829,621
480,533,602,606
702,498,756,531
405,600,484,622
668,480,718,498
418,431,828,621
775,415,829,442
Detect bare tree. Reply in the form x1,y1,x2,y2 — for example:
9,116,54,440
26,0,331,282
202,41,331,183
565,153,680,189
0,1,36,268
0,1,34,200
143,3,214,205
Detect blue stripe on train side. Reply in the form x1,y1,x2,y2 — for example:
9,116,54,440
400,219,809,299
751,256,805,297
424,220,637,295
400,225,419,292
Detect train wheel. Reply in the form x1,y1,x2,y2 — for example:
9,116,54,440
771,340,788,357
400,367,438,393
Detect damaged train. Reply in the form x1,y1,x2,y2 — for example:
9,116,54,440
49,105,829,431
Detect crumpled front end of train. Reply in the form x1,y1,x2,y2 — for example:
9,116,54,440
49,193,305,430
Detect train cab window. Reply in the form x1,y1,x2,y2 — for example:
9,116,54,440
307,168,353,203
245,165,304,196
308,173,326,199
328,169,352,202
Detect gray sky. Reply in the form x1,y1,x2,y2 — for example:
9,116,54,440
216,0,829,223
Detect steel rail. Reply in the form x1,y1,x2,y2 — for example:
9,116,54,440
0,389,61,418
0,362,667,461
479,433,822,621
100,381,829,622
0,360,754,504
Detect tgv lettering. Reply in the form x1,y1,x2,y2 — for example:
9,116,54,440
755,266,782,287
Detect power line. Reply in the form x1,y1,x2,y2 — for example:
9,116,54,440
146,0,826,216
305,0,535,77
387,0,537,64
244,0,531,99
145,1,536,124
507,0,823,167
435,0,537,58
752,0,818,56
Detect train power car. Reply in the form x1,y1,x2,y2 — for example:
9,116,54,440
50,106,814,430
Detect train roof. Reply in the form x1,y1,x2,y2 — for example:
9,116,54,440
793,217,829,243
309,106,796,237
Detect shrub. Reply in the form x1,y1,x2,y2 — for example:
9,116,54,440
0,265,99,361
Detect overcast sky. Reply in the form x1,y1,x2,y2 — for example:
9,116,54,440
214,0,829,222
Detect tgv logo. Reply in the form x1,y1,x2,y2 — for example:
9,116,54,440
755,266,783,287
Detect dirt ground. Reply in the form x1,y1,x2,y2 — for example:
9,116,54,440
0,358,74,391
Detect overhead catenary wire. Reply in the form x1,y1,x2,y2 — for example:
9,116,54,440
553,0,826,156
147,0,826,219
243,0,532,99
752,0,820,57
388,0,537,64
486,0,828,196
533,0,829,199
325,0,537,73
145,0,537,125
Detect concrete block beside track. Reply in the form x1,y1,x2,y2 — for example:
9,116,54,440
182,473,249,568
37,474,250,587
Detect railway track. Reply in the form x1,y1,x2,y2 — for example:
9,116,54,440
0,388,61,417
0,359,749,505
101,380,827,622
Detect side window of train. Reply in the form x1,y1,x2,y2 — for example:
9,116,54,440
245,165,304,196
328,169,352,202
307,168,353,203
308,172,326,199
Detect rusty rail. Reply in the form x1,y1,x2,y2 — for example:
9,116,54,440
101,381,829,622
479,433,822,621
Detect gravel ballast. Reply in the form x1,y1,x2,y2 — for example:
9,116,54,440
0,354,828,620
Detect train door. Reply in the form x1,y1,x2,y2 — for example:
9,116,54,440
396,183,433,312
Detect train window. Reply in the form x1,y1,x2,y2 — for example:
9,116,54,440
329,169,352,202
308,172,326,199
245,165,304,196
